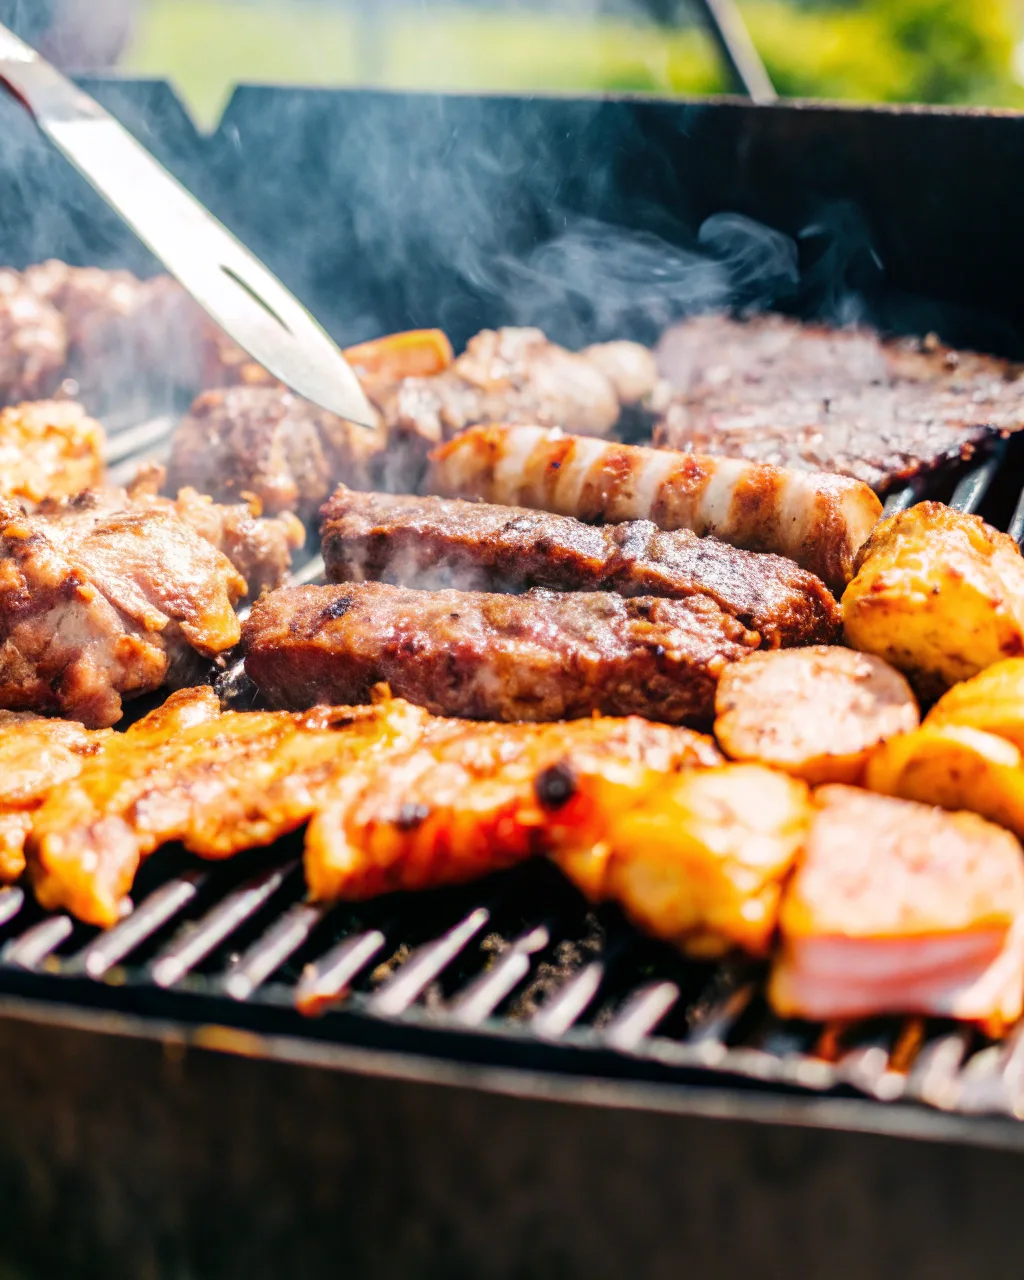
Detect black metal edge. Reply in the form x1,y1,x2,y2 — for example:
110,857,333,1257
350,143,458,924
1,992,1022,1156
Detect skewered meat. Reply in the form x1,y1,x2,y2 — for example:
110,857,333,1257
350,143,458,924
29,688,430,927
843,501,1024,701
770,786,1024,1034
167,385,383,522
0,400,104,504
0,493,245,727
714,647,919,784
320,487,841,649
653,314,1022,491
427,424,882,593
0,710,110,881
306,713,719,902
0,270,67,405
242,581,760,724
558,764,810,958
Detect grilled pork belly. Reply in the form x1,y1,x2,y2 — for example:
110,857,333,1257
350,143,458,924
427,424,882,593
306,713,719,902
242,581,759,725
0,493,245,727
715,647,919,784
0,400,104,504
770,786,1024,1034
320,487,841,649
0,271,67,406
654,314,1023,491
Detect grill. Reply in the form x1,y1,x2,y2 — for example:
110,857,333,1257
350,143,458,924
6,79,1024,1280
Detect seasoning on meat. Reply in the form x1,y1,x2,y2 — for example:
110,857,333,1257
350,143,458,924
320,486,841,648
242,581,760,725
0,400,104,504
428,423,882,593
654,313,1024,491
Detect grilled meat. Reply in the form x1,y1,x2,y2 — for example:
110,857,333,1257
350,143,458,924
0,270,67,405
306,713,719,902
242,581,759,724
770,786,1024,1035
0,400,104,504
926,657,1024,750
843,501,1024,701
167,385,383,522
653,314,1023,491
559,764,810,959
320,487,841,649
714,647,919,784
0,493,245,727
427,424,882,594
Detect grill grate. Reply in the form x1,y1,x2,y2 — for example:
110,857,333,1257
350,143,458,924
4,414,1024,1120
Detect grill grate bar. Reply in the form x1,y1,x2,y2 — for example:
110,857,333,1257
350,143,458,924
905,1029,972,1109
838,1040,906,1102
449,925,550,1026
948,442,1008,514
1008,486,1024,546
295,928,387,1016
73,872,206,979
605,981,681,1050
150,862,296,988
3,915,74,970
0,887,25,931
103,414,177,466
368,907,490,1018
685,979,756,1048
223,901,327,1001
882,480,925,517
290,553,326,586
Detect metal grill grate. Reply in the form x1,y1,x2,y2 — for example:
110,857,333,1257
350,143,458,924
4,415,1024,1120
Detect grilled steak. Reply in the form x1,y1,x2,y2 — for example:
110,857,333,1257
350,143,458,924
320,486,840,648
427,424,882,593
242,581,760,724
653,314,1024,491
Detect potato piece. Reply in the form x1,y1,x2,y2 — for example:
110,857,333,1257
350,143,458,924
866,723,1024,839
557,764,810,959
842,501,1024,701
925,657,1024,751
714,646,918,785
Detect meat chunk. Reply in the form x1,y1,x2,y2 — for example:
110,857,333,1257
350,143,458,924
320,487,841,648
0,270,67,405
0,400,104,504
0,493,245,727
714,647,919,784
306,713,719,902
428,424,883,593
167,385,383,522
842,501,1024,701
242,581,760,725
769,786,1024,1034
654,314,1023,491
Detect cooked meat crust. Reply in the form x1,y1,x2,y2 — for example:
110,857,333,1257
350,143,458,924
242,581,760,724
0,400,104,504
428,424,882,593
320,486,840,648
654,314,1024,491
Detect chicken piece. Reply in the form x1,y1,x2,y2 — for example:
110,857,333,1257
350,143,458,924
714,647,919,784
0,493,245,727
0,400,104,504
30,689,431,927
306,713,719,901
427,424,882,594
559,764,809,959
582,341,661,409
345,329,454,400
770,786,1024,1034
167,385,383,522
653,314,1021,491
320,487,841,649
843,501,1024,701
242,581,759,725
925,657,1024,751
0,710,111,881
0,270,67,405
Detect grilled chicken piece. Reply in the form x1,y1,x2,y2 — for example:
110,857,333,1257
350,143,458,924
306,714,719,901
654,314,1022,491
427,424,882,593
715,647,919,784
30,688,431,927
770,786,1024,1034
926,657,1024,750
243,581,759,725
0,271,67,405
320,487,840,648
0,400,104,504
843,502,1024,701
167,385,384,522
0,710,111,881
558,764,810,958
0,493,245,727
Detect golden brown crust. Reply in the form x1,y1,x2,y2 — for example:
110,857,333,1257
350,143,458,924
0,401,104,505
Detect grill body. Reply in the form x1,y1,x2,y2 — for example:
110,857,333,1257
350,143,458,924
3,80,1024,1279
